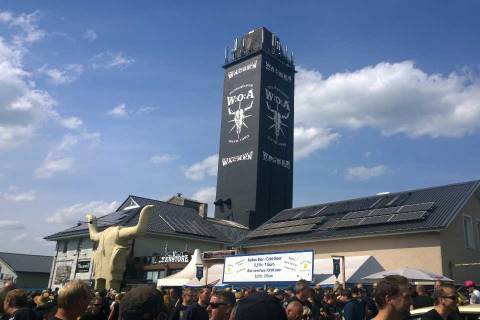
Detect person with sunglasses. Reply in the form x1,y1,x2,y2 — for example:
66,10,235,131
206,291,235,320
421,283,458,320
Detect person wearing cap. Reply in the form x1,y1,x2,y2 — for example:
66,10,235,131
119,287,166,320
465,281,480,304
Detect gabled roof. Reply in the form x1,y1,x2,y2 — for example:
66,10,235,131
45,195,244,245
237,180,480,247
0,252,52,274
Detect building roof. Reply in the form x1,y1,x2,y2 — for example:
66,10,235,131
44,195,246,245
0,252,52,274
237,180,480,248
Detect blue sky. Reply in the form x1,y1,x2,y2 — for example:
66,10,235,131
1,1,480,255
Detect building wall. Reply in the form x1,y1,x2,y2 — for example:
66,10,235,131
133,235,224,257
440,194,480,283
0,259,16,288
49,234,225,287
245,232,443,274
16,272,50,290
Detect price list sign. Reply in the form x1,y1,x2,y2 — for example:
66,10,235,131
223,250,313,284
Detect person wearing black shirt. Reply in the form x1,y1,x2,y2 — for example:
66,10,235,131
184,287,210,320
80,298,107,320
3,289,37,320
169,288,194,320
412,285,434,310
421,284,457,320
286,280,314,319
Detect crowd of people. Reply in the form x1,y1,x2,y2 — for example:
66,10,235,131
1,277,479,320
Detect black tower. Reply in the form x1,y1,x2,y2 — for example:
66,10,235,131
214,28,295,229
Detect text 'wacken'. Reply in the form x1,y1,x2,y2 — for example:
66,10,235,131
262,151,290,169
222,151,254,167
227,60,258,79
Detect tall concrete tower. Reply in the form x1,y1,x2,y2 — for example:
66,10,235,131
214,27,295,229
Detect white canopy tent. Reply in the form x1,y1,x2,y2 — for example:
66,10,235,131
313,255,384,285
156,250,226,287
362,267,453,282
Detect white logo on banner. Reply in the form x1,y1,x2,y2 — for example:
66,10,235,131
226,84,254,144
265,60,292,83
265,86,290,147
222,151,254,167
228,60,258,79
262,151,290,170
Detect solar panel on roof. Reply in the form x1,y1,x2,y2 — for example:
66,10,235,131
389,211,428,222
398,202,434,213
259,216,326,231
387,193,411,207
370,207,401,216
333,218,362,228
342,210,373,220
161,215,216,238
361,214,393,226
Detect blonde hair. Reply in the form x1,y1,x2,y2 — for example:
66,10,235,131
57,279,91,309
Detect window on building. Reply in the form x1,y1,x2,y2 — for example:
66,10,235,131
62,240,68,253
464,215,475,249
145,271,159,282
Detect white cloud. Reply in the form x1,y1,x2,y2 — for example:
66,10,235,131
35,154,74,178
38,64,83,85
294,126,339,160
345,165,386,182
0,220,25,230
91,51,135,69
192,187,216,216
137,106,158,115
0,11,84,149
13,233,27,241
151,153,179,165
46,200,119,224
0,10,45,45
83,29,97,41
35,131,100,178
108,103,128,118
185,154,218,180
1,186,36,202
296,61,480,141
60,116,83,129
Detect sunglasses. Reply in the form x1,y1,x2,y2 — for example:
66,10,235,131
442,295,457,301
209,302,227,309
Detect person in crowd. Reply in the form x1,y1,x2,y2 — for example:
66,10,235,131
338,289,361,320
351,287,366,320
307,288,320,320
119,287,166,320
371,275,411,320
169,288,194,320
184,287,210,320
206,291,235,320
234,292,243,303
286,300,303,320
108,293,123,320
81,297,107,320
2,289,37,320
465,280,480,304
52,279,92,320
286,280,313,319
319,293,337,320
421,283,458,320
0,282,16,318
230,292,287,320
35,301,57,320
411,285,434,309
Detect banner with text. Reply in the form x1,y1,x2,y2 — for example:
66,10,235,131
223,251,314,283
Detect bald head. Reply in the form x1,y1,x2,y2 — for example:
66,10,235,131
286,300,303,320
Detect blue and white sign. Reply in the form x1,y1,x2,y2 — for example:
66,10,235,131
223,250,314,284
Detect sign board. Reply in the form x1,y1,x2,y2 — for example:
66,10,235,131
223,250,313,284
333,259,340,279
151,254,190,264
202,250,237,260
76,260,91,273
